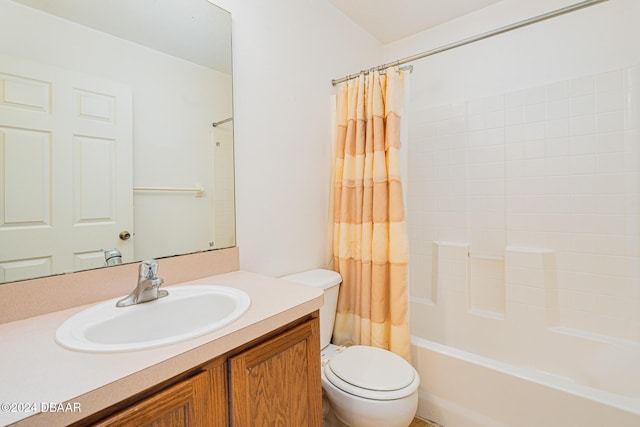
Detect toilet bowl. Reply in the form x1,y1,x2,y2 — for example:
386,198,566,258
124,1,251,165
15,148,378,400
321,343,419,427
282,269,419,427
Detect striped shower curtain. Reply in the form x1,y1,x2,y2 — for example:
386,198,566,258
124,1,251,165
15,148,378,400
331,68,410,360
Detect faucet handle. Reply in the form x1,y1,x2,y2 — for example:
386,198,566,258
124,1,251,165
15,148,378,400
139,259,159,278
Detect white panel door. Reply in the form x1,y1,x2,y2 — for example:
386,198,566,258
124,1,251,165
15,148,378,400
0,55,133,282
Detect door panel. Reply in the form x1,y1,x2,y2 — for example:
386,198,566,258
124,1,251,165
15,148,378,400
2,127,50,225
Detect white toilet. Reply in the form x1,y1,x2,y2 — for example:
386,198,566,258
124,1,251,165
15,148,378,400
282,269,419,427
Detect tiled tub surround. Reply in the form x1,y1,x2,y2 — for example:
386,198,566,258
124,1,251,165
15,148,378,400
0,248,324,426
407,65,640,426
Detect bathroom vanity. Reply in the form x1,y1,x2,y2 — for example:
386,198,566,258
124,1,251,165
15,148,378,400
84,315,321,426
0,258,324,427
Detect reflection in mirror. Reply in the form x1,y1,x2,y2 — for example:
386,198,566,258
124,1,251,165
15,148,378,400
0,0,235,284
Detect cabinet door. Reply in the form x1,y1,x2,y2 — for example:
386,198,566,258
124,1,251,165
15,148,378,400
229,318,322,427
93,370,220,427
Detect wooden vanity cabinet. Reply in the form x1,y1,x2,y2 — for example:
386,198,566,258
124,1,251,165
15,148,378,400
90,357,227,427
229,317,322,426
92,370,219,427
85,315,321,427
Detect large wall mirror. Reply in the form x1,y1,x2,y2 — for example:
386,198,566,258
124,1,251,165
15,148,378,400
0,0,235,284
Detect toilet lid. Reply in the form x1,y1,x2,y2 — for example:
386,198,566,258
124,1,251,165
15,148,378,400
325,345,419,400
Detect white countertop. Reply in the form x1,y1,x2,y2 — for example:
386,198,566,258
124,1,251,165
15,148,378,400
0,271,323,426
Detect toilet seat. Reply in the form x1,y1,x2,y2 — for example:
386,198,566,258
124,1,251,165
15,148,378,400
324,345,419,401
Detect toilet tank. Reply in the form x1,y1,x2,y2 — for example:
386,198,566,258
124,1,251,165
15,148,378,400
281,269,342,349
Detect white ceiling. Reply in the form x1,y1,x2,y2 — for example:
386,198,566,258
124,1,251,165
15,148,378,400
328,0,503,44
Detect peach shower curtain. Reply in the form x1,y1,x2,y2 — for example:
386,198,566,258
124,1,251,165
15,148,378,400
331,68,410,360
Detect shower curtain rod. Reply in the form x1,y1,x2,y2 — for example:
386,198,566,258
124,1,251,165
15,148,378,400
331,0,609,86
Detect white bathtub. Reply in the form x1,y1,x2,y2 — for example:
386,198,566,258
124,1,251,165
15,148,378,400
411,336,640,427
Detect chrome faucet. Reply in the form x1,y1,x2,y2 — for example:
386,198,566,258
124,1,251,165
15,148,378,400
116,259,168,307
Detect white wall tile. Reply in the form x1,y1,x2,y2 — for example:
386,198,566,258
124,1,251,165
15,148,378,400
485,128,506,145
546,81,570,101
505,142,524,162
571,233,599,253
596,173,626,194
524,103,545,123
545,138,570,157
545,156,570,176
485,110,505,128
595,214,626,235
547,99,569,120
569,115,596,135
624,131,640,170
597,194,626,215
484,95,505,112
596,90,624,113
570,94,595,116
597,132,625,153
505,124,524,143
546,196,572,214
597,111,625,133
524,158,546,177
570,175,596,193
523,141,545,159
546,176,572,194
571,76,595,97
506,107,524,126
569,134,596,155
597,151,626,173
569,154,596,175
523,122,546,141
524,87,545,105
505,90,524,109
596,70,623,93
406,65,640,343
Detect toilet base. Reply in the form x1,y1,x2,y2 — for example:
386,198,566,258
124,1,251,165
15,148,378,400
322,378,418,427
322,405,345,427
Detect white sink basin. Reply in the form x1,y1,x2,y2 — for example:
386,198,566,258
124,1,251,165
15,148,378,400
56,285,251,353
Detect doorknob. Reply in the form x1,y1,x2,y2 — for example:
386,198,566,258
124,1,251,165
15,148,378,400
119,231,131,240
